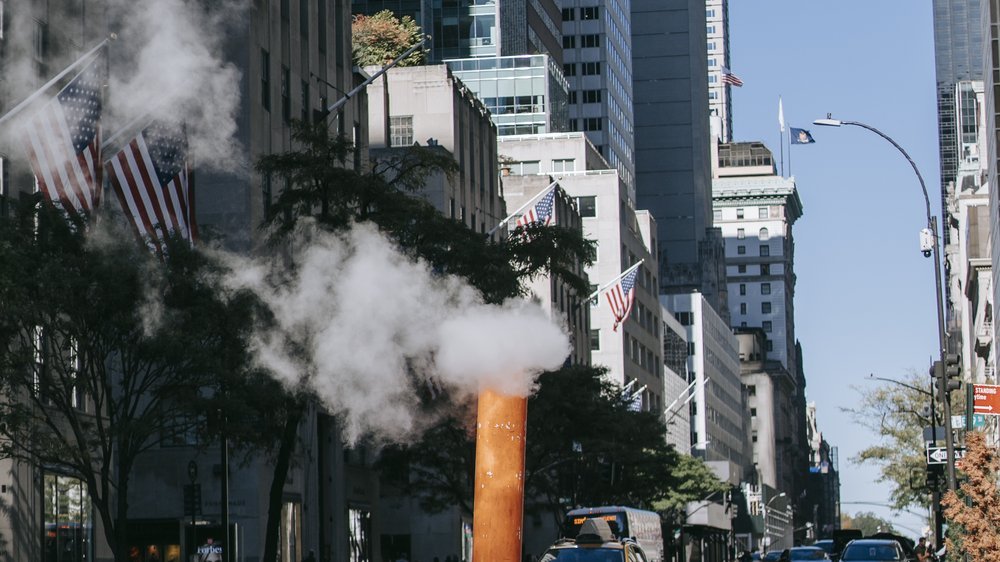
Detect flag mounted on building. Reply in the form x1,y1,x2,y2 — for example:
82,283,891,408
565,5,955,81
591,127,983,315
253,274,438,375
790,127,816,144
515,186,556,228
606,265,639,332
106,121,196,254
721,68,743,87
22,54,104,217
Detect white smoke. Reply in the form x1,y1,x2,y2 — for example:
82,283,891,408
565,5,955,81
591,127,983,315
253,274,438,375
107,0,245,172
216,222,570,444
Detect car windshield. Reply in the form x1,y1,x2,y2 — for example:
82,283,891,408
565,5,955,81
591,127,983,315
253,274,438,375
840,544,902,561
541,548,625,562
791,549,829,560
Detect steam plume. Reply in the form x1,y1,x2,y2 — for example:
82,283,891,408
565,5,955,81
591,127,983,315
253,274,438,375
217,222,570,444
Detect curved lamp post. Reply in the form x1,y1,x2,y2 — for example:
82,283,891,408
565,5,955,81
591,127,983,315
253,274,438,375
813,116,957,493
762,492,787,553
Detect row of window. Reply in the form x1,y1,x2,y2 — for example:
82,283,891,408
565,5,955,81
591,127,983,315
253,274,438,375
506,158,577,175
732,263,774,276
562,6,601,21
715,206,774,221
736,244,771,257
563,61,602,77
563,33,602,49
738,282,771,296
736,227,770,240
568,89,603,104
738,302,772,315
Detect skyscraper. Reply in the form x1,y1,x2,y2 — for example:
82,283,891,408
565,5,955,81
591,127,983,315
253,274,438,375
706,0,734,142
562,0,636,194
631,0,718,300
933,0,985,233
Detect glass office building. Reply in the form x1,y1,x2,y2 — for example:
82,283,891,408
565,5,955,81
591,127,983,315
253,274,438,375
447,54,569,135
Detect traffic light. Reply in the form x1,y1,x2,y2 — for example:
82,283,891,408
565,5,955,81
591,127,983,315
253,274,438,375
930,354,962,394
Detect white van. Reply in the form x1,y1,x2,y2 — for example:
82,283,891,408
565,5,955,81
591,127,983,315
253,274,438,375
563,506,664,562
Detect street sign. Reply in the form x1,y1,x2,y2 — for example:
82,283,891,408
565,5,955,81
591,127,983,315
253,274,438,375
951,415,966,429
973,384,1000,415
926,446,967,465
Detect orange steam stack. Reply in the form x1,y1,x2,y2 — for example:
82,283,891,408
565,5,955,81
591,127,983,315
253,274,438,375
471,389,528,562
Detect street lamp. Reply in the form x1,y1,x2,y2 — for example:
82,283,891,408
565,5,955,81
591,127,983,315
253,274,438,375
814,115,958,492
762,492,787,553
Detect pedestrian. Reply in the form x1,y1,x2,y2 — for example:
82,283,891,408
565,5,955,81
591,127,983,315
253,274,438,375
915,537,930,562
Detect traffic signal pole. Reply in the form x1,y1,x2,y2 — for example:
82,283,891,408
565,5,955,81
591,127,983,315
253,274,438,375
930,216,958,492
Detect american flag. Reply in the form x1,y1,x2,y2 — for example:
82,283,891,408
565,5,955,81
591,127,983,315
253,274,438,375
23,55,103,216
606,266,639,332
722,68,743,87
106,122,196,254
515,187,556,228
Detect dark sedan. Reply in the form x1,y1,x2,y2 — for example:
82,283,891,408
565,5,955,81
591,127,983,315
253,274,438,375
839,540,906,562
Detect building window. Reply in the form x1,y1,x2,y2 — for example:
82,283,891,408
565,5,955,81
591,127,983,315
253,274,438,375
563,63,576,76
563,35,576,49
262,173,273,215
737,228,745,239
761,264,770,275
581,6,599,19
739,283,746,296
707,25,716,34
583,90,602,103
590,329,600,351
713,209,722,221
281,65,291,122
759,207,769,219
738,264,747,273
750,408,757,417
759,227,770,240
582,62,601,75
761,283,771,295
748,385,756,396
581,34,600,48
261,49,271,110
576,196,596,217
562,7,575,20
280,502,302,562
552,158,576,172
44,473,93,562
390,116,414,147
511,160,540,175
736,208,744,219
348,507,372,562
740,303,747,315
760,245,770,257
766,340,774,352
583,118,602,131
763,321,772,332
317,0,326,51
708,58,717,67
737,245,746,255
762,302,772,314
300,0,309,36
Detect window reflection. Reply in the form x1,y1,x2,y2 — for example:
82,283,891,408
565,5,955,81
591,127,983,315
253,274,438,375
44,473,92,562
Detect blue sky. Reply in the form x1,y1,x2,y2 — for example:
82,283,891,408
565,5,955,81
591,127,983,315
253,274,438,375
728,0,941,538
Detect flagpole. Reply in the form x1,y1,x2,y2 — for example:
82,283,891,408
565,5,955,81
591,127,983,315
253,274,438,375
0,36,113,129
585,259,644,303
778,96,785,178
487,179,559,235
663,379,698,415
665,377,709,426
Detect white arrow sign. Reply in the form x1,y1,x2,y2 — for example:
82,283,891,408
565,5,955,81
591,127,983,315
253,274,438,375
926,446,967,465
974,404,995,412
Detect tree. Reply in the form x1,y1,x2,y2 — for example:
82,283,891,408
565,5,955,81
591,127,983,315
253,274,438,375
843,373,938,512
0,199,254,562
248,119,596,562
941,431,1000,561
377,365,727,528
840,512,897,536
351,10,425,67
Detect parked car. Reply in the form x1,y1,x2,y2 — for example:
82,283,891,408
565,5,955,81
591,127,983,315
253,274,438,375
541,517,651,562
812,540,835,556
838,539,906,562
790,546,831,560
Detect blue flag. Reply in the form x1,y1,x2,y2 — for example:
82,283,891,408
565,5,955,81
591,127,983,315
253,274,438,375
790,127,815,144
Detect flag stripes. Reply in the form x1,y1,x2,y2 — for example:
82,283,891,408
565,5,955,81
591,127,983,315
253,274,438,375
22,56,103,216
107,125,194,254
606,266,639,332
515,187,556,229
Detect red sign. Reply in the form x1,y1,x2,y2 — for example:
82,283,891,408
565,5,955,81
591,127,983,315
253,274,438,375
973,384,1000,415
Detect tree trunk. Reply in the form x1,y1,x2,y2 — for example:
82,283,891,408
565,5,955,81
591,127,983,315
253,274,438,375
261,401,304,562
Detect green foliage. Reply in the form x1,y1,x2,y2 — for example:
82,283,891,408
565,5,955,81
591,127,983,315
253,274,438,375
0,197,253,560
377,365,727,519
841,511,897,536
844,373,936,512
351,10,425,67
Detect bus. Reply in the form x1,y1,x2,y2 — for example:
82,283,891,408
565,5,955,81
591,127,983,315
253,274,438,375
563,506,664,562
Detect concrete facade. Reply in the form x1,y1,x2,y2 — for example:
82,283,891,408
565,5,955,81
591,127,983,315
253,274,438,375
498,133,663,410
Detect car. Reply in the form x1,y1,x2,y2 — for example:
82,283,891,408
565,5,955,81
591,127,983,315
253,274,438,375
790,546,832,560
541,517,651,562
838,539,907,562
762,551,781,562
813,540,835,556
